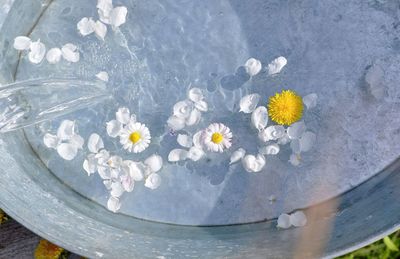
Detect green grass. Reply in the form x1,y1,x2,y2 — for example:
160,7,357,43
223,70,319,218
338,230,400,259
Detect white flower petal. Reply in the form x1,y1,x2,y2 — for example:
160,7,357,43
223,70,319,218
299,131,316,152
303,93,318,110
96,71,109,82
106,119,122,137
107,196,121,213
177,134,192,148
97,0,113,24
124,160,144,181
251,106,269,131
83,154,97,175
277,134,291,145
188,88,204,103
260,144,280,155
268,56,287,75
110,6,128,28
244,58,262,76
120,174,134,192
46,48,62,64
239,94,260,113
57,143,78,160
168,149,188,162
77,17,95,36
98,166,111,179
70,134,84,149
185,109,201,126
242,154,266,173
116,107,130,124
103,179,112,190
144,173,161,190
167,116,185,131
43,133,59,149
290,139,301,154
94,20,107,41
88,133,104,153
57,120,75,140
187,146,205,161
28,40,46,64
173,100,193,119
229,148,246,165
13,36,31,50
277,213,291,229
259,125,285,142
289,153,301,166
144,154,163,173
110,181,125,197
290,211,307,227
192,130,204,148
287,121,306,140
194,100,208,112
61,43,80,63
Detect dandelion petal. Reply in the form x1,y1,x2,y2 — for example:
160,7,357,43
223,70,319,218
239,94,260,113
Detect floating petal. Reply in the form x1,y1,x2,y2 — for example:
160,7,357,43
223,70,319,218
97,0,113,24
83,154,97,175
229,148,246,164
290,211,307,227
259,125,285,142
239,94,260,113
303,93,318,109
290,139,301,154
144,154,163,173
188,88,204,103
173,100,193,119
244,58,262,76
277,213,291,229
242,154,266,173
28,40,46,64
192,130,204,148
94,20,107,41
287,121,306,140
57,120,75,140
177,134,192,148
116,107,130,124
289,153,301,166
167,116,185,131
124,161,144,181
96,71,109,82
107,196,121,212
187,146,204,161
88,133,104,153
57,143,78,160
70,134,84,149
43,133,59,149
251,106,269,131
61,43,80,63
106,119,122,137
110,181,125,198
194,100,208,112
13,36,31,50
185,109,201,126
110,6,128,28
268,56,287,75
77,17,95,36
168,149,188,162
260,144,280,155
46,48,62,64
120,174,134,192
145,173,161,190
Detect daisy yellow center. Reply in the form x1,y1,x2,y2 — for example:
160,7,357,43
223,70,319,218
211,132,224,144
129,131,141,144
268,90,304,126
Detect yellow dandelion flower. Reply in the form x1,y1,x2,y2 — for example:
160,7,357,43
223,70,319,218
268,90,304,126
34,239,65,259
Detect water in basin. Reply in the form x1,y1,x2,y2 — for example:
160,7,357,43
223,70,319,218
15,0,400,225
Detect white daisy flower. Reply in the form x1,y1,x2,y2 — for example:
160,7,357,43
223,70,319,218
119,122,151,153
202,123,232,153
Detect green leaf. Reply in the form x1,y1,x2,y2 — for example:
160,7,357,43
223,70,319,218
384,236,399,252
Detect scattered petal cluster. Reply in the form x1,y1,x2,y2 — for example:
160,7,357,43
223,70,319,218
43,120,84,160
167,88,208,131
277,210,307,229
107,107,151,153
83,133,163,212
77,0,128,41
13,36,80,64
230,91,318,172
243,56,287,77
168,123,232,162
